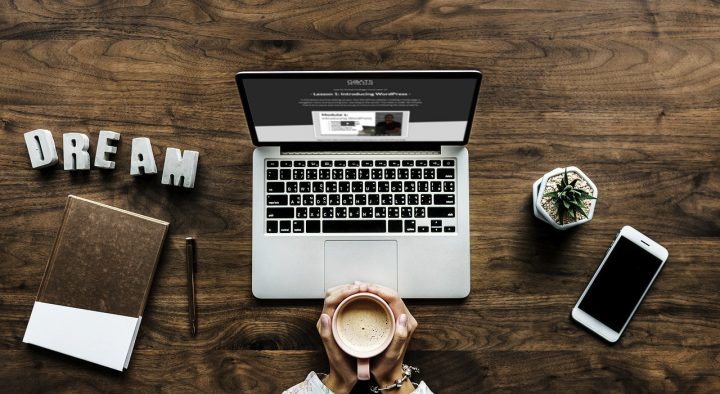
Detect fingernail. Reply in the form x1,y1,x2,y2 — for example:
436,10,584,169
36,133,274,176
321,314,330,328
398,314,407,327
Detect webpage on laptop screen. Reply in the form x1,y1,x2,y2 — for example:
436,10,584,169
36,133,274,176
241,77,477,143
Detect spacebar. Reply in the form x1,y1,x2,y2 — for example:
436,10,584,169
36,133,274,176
323,220,386,233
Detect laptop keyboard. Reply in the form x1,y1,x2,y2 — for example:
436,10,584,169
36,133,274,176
265,158,457,234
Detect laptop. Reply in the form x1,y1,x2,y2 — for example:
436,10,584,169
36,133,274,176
235,70,482,298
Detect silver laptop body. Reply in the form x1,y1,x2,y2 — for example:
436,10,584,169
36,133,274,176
236,70,482,298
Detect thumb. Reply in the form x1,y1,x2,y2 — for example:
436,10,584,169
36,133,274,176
387,314,408,357
319,313,332,339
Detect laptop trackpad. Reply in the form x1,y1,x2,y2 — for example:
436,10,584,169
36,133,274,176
324,240,398,291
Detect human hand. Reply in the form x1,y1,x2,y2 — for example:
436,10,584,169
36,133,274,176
317,283,362,394
364,283,418,392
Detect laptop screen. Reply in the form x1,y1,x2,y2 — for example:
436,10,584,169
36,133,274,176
236,71,481,146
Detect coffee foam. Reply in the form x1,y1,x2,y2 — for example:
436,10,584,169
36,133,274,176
336,298,391,352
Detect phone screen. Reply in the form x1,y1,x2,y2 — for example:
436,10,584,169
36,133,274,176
578,236,663,332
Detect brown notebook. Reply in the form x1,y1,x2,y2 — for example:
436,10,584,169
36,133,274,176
23,195,169,371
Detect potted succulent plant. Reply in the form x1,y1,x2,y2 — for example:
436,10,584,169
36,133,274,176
533,166,598,230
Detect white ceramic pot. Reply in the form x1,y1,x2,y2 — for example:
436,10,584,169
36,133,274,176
533,166,598,230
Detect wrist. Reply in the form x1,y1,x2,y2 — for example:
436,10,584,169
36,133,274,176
322,371,356,394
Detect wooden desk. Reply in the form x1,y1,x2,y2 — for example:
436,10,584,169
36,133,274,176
1,1,718,392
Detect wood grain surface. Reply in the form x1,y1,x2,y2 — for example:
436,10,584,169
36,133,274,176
1,1,719,392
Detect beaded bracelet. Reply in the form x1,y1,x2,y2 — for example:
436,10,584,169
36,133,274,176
369,364,420,393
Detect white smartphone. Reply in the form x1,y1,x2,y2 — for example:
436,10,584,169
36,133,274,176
572,226,669,343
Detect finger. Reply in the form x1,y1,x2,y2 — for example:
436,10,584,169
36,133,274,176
318,314,345,361
385,314,409,360
322,283,360,316
367,284,411,317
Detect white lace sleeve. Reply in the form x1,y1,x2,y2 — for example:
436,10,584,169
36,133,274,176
283,372,334,394
411,381,434,394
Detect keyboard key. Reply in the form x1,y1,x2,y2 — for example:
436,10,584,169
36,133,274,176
267,207,294,218
388,220,403,232
431,220,442,227
280,161,292,167
341,194,353,205
431,227,442,233
312,182,324,193
293,169,304,180
384,168,396,179
339,182,350,193
364,182,377,193
332,169,344,180
410,168,422,179
374,207,386,218
286,182,298,193
402,160,414,166
404,181,415,192
430,160,441,166
418,226,429,233
355,194,366,205
368,195,380,205
323,220,386,233
321,160,333,167
421,194,432,205
309,207,321,218
345,169,356,180
266,169,278,180
306,220,321,233
361,160,373,167
378,181,390,192
348,160,360,167
296,207,307,218
319,169,331,180
293,220,304,233
401,207,413,218
323,207,334,218
267,182,284,193
326,182,337,193
417,181,429,192
289,194,302,205
444,226,456,232
267,195,287,206
267,160,279,168
443,181,455,192
437,169,455,179
361,207,374,218
408,194,419,205
316,194,327,205
334,160,346,167
308,161,319,167
299,182,311,193
266,220,278,233
279,220,292,233
352,181,363,192
306,169,317,180
294,160,305,167
388,207,400,218
423,168,435,179
381,194,393,205
404,220,416,233
329,194,341,205
391,181,402,192
389,160,400,167
349,207,361,218
358,169,370,180
443,160,454,167
375,160,387,167
414,207,426,218
394,194,406,205
371,169,383,179
431,181,442,192
429,207,455,218
280,169,291,180
415,160,427,167
434,194,455,205
335,207,347,218
398,169,409,179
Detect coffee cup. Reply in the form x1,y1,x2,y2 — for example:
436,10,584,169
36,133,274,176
332,292,395,380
